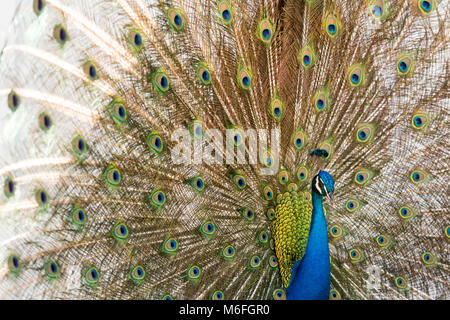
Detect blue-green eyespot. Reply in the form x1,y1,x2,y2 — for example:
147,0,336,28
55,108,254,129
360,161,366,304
130,265,146,283
84,266,100,286
149,189,166,208
162,237,178,255
187,265,202,281
45,260,61,279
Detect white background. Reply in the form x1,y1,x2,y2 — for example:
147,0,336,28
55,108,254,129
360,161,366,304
0,1,20,49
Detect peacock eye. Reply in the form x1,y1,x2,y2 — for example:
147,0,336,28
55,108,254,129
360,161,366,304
248,255,261,269
4,178,15,198
54,25,68,45
112,221,129,241
200,220,216,237
39,113,52,131
187,265,202,281
273,288,286,300
8,90,20,111
211,290,224,300
33,0,45,15
222,245,236,260
218,1,232,24
257,19,274,44
167,8,185,31
8,255,20,273
84,266,100,286
45,260,61,278
130,265,146,283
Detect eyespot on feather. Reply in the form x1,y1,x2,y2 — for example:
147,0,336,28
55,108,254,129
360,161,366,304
292,128,307,150
323,12,342,38
149,189,166,208
272,289,286,300
8,255,20,273
199,221,216,237
4,178,15,198
196,62,212,85
269,255,278,268
161,237,178,255
266,207,275,221
36,189,49,207
257,19,274,44
33,0,46,15
296,165,309,183
369,0,390,20
298,42,316,70
167,8,185,31
240,207,255,222
398,205,419,221
421,252,437,266
232,174,246,190
329,224,345,241
396,53,415,76
72,135,87,157
146,132,164,155
152,69,170,93
130,265,146,283
237,64,252,90
129,30,144,50
313,86,330,112
355,122,378,143
409,168,431,184
104,165,122,187
354,168,377,185
217,0,232,24
112,221,129,242
108,98,128,125
345,198,365,213
248,255,261,269
38,112,52,131
45,260,61,279
83,61,98,81
187,265,202,281
269,96,284,121
8,90,20,111
417,0,436,15
375,234,395,248
211,290,225,300
348,248,364,264
329,289,342,300
348,63,366,87
257,230,269,245
84,266,100,286
278,169,289,185
394,276,408,290
316,137,333,160
189,119,204,139
411,110,431,130
71,206,87,228
54,25,68,45
262,185,274,201
222,245,236,260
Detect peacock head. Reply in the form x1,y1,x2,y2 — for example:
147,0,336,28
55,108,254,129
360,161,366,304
312,170,334,200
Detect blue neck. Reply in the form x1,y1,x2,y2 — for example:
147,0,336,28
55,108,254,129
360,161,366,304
286,190,330,300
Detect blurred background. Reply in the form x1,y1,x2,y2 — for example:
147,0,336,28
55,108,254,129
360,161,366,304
0,1,20,49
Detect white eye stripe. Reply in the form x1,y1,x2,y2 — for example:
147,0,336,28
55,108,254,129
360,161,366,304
315,177,323,195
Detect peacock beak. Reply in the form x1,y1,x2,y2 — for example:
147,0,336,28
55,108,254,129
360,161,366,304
326,191,334,203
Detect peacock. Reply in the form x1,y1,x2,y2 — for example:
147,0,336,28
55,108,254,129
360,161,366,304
0,0,448,300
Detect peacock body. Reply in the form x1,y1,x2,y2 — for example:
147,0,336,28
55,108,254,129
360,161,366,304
0,0,449,300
